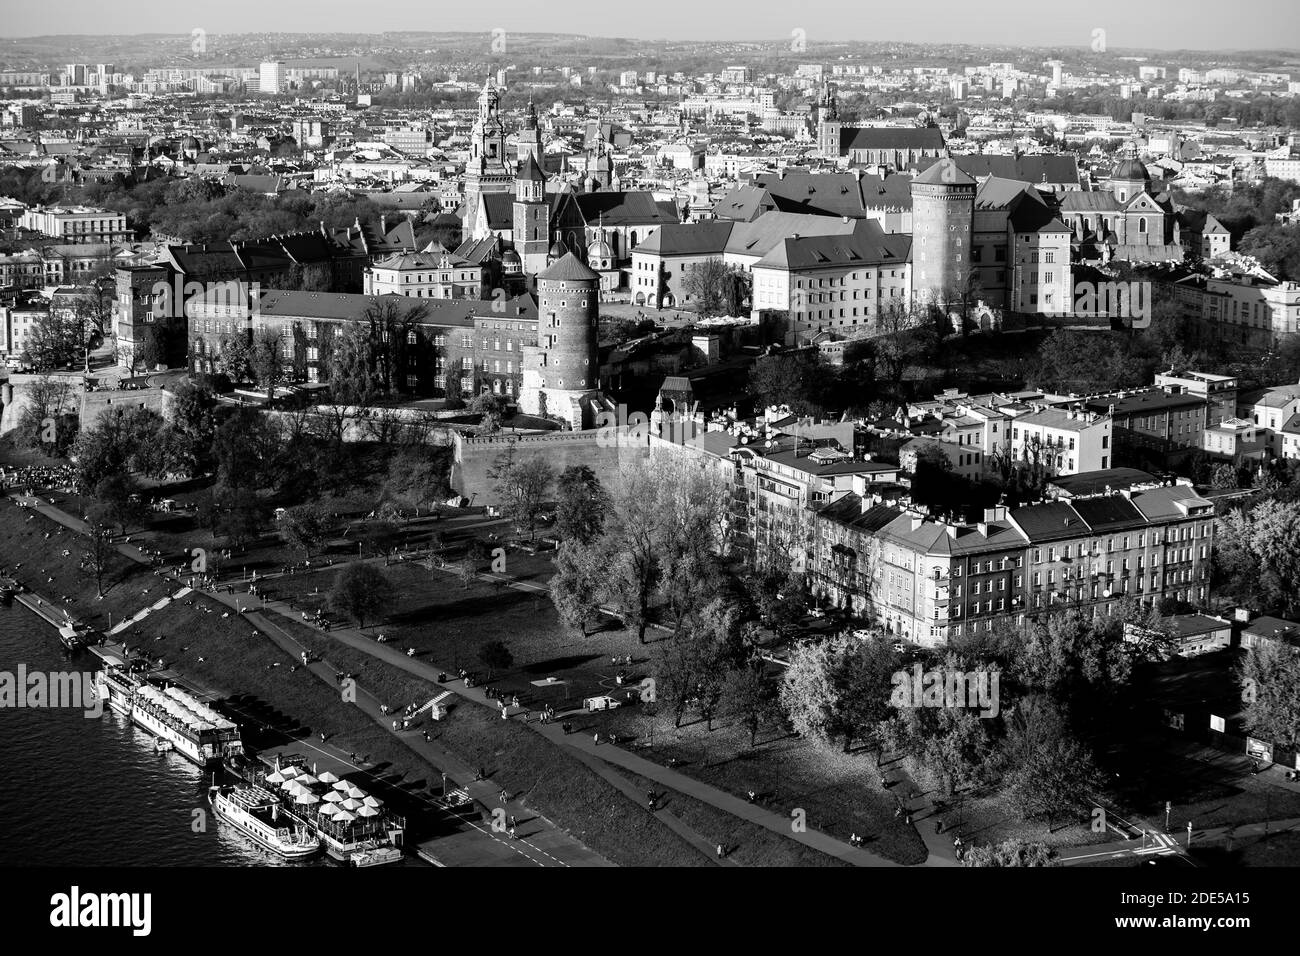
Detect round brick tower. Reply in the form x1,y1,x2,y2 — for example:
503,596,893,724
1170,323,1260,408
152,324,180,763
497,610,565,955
537,252,599,391
520,251,604,428
909,157,976,305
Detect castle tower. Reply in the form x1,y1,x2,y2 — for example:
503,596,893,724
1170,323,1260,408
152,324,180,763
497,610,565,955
520,252,603,429
909,157,976,307
462,76,514,238
512,152,550,274
817,81,841,160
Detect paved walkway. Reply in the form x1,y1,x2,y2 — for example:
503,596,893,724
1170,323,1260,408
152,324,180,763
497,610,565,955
220,583,905,867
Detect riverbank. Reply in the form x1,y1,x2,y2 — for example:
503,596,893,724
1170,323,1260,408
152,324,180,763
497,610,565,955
1,500,744,865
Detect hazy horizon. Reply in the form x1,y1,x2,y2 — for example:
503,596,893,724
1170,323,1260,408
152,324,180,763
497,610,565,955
1,0,1298,54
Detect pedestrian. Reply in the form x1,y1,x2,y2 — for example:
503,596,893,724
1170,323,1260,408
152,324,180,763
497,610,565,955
500,788,508,804
936,819,943,834
746,789,756,803
509,825,516,840
594,732,600,745
476,766,484,782
715,843,723,859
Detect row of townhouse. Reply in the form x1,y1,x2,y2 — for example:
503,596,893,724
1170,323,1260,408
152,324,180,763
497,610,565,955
810,483,1215,647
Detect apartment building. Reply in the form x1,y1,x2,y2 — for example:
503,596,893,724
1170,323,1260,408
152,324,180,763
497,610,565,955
730,437,900,573
810,484,1215,647
1082,385,1207,466
1007,406,1112,475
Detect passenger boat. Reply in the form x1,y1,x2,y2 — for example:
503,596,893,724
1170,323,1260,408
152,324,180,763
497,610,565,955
208,784,321,860
95,668,243,766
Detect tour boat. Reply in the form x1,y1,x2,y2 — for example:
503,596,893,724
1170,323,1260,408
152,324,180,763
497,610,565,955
95,668,243,766
208,784,321,860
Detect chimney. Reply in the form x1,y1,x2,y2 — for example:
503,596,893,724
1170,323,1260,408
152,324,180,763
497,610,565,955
380,214,387,234
977,521,989,537
946,525,959,540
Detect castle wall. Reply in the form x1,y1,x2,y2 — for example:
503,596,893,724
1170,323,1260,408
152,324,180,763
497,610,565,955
452,427,649,506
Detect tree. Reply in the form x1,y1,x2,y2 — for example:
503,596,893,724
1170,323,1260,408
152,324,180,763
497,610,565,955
1211,462,1240,490
26,308,84,371
382,448,448,514
721,664,780,748
1214,499,1300,617
329,562,393,629
962,840,1054,867
13,375,76,456
1003,695,1106,820
549,541,606,636
324,321,384,407
249,326,287,403
477,640,514,678
90,474,146,534
469,391,507,433
779,639,841,744
682,257,730,318
554,465,607,545
489,451,554,542
748,351,832,415
278,503,333,560
133,323,173,374
81,516,116,599
1241,641,1300,749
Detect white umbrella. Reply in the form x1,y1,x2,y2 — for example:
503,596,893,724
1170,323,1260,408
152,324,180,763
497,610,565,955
362,796,383,809
266,771,287,784
340,798,364,810
317,771,340,784
295,792,320,805
332,780,351,792
323,790,345,803
319,803,341,817
281,764,301,778
295,773,319,787
344,785,366,799
282,779,306,794
333,810,356,823
356,805,379,818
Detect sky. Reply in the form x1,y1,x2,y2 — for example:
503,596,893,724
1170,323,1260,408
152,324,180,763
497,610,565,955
2,0,1298,51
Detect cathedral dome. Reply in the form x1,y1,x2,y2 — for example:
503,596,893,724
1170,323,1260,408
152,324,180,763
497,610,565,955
1113,158,1150,182
586,237,614,261
502,248,522,272
548,239,568,259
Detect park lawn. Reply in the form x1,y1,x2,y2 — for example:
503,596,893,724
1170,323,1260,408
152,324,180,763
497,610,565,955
943,790,1111,852
612,765,851,867
273,617,708,866
600,705,928,866
0,502,165,632
267,559,638,706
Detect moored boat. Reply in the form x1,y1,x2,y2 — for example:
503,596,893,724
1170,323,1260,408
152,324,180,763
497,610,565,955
208,784,321,860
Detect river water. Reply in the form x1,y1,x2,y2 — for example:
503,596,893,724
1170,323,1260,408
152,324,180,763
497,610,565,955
0,604,310,866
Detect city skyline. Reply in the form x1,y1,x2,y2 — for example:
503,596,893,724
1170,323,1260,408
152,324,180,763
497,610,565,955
1,0,1299,53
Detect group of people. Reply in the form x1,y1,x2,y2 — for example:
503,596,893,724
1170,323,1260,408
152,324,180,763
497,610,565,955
0,464,76,495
